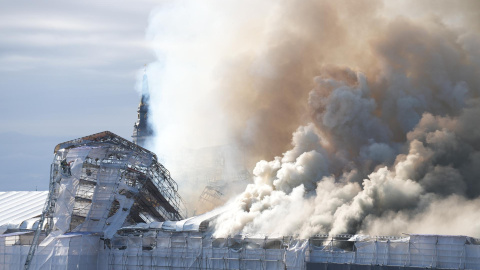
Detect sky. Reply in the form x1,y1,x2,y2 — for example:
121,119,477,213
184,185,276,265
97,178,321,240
0,1,159,191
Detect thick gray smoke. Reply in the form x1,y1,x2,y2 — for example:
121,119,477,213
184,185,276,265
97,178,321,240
146,0,480,236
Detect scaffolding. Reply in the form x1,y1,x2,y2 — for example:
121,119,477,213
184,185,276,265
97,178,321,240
306,234,480,269
6,131,480,269
23,131,186,270
198,170,250,212
196,145,251,213
8,230,480,269
104,231,307,270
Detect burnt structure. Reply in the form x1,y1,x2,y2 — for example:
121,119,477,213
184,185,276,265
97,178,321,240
193,145,250,213
197,169,250,211
5,134,480,270
52,131,185,229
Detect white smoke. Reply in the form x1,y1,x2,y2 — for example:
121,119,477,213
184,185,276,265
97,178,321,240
144,0,480,236
143,1,267,209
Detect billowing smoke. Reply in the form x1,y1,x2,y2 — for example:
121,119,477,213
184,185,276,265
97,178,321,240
145,0,480,236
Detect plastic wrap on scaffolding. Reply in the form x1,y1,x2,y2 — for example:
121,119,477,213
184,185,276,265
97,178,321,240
30,233,100,270
103,231,308,270
21,131,186,270
306,234,480,269
46,147,92,241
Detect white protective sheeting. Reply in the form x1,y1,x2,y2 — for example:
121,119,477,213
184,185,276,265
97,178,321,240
66,146,137,238
30,233,100,270
183,205,228,231
2,232,480,269
161,204,228,232
0,233,100,270
102,231,308,270
45,147,92,242
0,191,48,232
0,131,190,270
308,234,480,269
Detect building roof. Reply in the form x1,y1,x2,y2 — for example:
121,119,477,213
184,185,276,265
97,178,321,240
53,131,155,159
0,191,48,226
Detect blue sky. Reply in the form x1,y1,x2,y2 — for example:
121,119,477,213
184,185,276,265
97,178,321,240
0,1,159,190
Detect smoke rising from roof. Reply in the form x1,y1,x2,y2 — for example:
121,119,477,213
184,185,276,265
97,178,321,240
146,0,480,236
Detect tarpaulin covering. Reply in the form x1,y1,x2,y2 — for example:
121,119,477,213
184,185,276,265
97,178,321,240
308,234,480,269
2,230,480,269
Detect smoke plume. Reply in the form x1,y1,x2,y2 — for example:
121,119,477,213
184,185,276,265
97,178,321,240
145,0,480,236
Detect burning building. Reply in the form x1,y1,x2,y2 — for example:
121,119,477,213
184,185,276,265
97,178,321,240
0,78,479,269
1,1,480,267
130,70,250,214
0,131,479,269
14,131,186,269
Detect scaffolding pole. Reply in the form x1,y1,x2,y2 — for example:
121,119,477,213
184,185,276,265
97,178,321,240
24,163,59,270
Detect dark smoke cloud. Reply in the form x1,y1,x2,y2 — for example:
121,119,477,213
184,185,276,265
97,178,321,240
218,1,372,164
146,0,480,236
212,0,480,237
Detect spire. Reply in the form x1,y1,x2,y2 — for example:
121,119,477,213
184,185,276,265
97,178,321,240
132,66,154,147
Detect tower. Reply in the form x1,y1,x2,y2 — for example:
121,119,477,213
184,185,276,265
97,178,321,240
132,69,154,147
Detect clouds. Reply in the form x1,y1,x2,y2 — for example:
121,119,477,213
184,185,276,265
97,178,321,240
0,1,158,191
0,1,158,139
0,1,154,72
